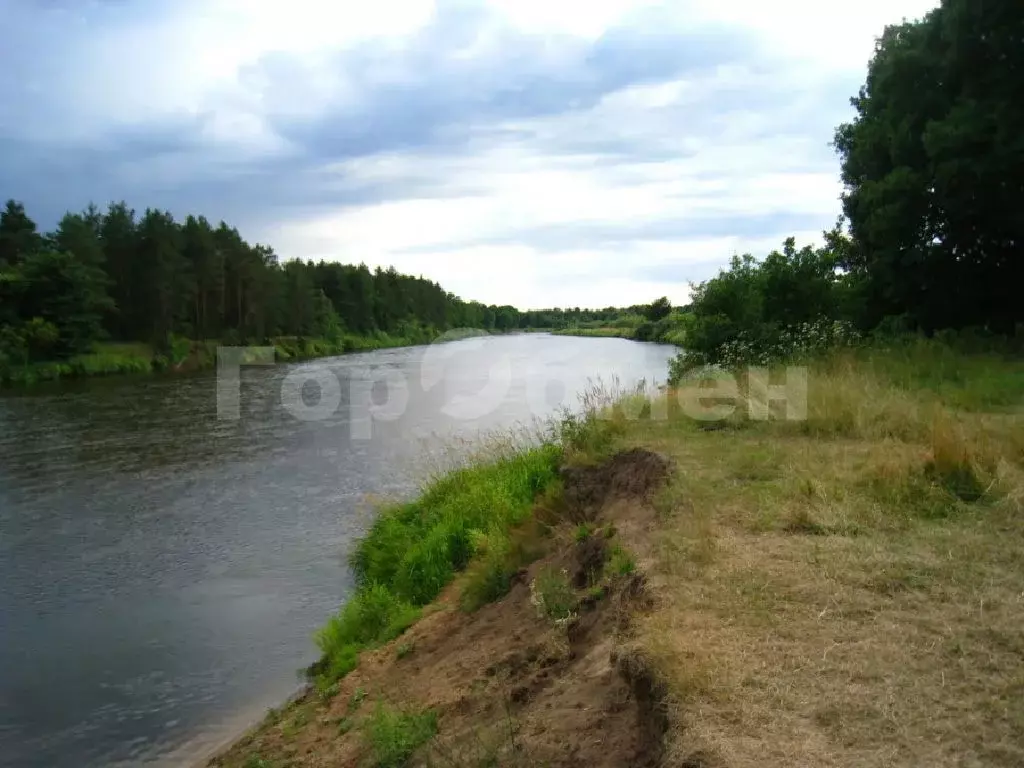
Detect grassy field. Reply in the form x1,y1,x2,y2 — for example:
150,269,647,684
622,342,1024,766
209,340,1024,768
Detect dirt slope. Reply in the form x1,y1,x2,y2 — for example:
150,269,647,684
209,449,675,768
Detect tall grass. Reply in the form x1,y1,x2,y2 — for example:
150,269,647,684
666,339,1023,522
272,328,444,362
852,335,1024,411
0,342,155,385
314,445,562,685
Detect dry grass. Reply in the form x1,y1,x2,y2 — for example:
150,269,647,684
618,351,1024,767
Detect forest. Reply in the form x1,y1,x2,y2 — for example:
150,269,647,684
0,202,518,371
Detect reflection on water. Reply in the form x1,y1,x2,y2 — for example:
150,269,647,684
0,334,677,767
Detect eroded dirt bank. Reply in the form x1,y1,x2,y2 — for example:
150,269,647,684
208,448,677,768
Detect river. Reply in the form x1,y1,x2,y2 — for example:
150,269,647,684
0,333,677,767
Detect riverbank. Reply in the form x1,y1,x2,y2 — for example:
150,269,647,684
0,328,493,388
552,326,635,339
552,313,688,345
207,342,1024,767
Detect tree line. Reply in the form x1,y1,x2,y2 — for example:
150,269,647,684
0,201,576,367
0,196,689,372
676,0,1022,374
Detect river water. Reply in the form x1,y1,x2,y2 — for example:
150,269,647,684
0,334,677,767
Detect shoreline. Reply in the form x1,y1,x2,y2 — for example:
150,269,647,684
0,329,674,392
181,685,312,768
0,328,506,390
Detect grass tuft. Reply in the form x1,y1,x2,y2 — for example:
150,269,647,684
363,703,438,768
315,584,421,682
606,544,637,576
573,523,594,542
926,412,988,502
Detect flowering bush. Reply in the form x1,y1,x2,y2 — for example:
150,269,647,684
669,318,861,383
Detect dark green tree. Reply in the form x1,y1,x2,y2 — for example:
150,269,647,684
644,297,673,322
99,202,138,339
181,215,224,340
0,200,43,269
835,0,1024,332
16,248,114,355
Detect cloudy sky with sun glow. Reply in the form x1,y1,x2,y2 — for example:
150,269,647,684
1,0,938,309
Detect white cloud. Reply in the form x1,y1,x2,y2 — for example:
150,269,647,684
686,0,940,66
4,0,941,309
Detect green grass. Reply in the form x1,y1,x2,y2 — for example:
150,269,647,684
1,328,449,387
552,311,690,346
854,336,1024,411
0,341,156,384
573,523,594,542
459,527,517,613
315,584,422,682
606,544,637,576
271,331,433,361
315,445,562,684
553,327,635,339
363,703,439,768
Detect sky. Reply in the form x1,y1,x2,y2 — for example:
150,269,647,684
1,0,939,309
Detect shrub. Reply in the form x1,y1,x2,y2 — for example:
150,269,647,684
669,318,861,382
554,408,623,459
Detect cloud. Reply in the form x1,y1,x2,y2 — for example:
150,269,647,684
0,0,940,308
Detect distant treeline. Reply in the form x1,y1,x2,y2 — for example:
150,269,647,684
0,201,502,362
0,201,681,376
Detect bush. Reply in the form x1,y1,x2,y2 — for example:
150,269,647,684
669,318,862,381
668,234,860,380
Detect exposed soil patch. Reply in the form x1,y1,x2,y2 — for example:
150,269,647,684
612,647,669,762
208,449,674,768
573,534,609,587
561,448,672,522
